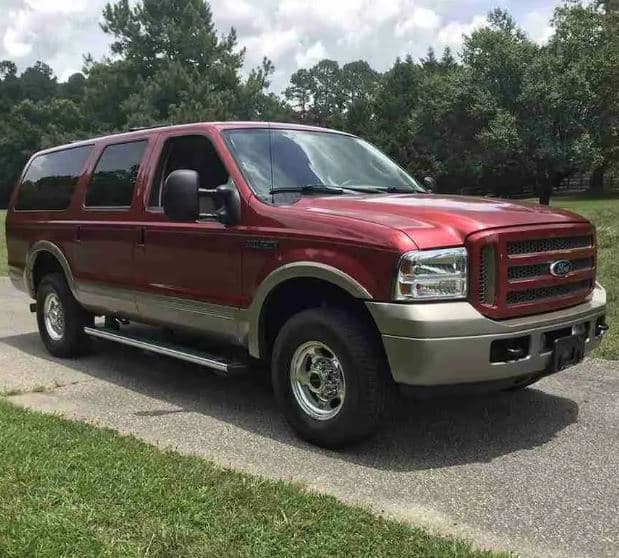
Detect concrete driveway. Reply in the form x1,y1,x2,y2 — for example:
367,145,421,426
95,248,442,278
0,278,617,558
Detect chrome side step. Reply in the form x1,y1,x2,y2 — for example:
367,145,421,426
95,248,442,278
83,326,248,375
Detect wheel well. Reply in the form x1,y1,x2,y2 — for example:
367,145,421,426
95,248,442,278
32,251,64,294
258,278,383,361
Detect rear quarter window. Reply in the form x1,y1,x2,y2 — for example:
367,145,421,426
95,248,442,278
85,140,147,208
15,145,93,211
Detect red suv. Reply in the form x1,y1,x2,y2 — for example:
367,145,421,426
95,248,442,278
5,122,608,446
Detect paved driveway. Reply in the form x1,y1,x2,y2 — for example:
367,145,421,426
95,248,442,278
0,278,617,558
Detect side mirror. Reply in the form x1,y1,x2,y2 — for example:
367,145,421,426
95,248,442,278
423,176,435,192
163,169,241,226
163,170,199,221
214,182,241,226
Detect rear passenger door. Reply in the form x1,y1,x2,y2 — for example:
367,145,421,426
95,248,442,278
72,140,150,316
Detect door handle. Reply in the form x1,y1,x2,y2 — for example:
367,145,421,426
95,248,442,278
75,225,81,242
138,227,145,246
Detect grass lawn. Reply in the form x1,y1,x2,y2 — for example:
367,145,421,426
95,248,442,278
0,401,506,558
553,196,619,359
0,210,6,276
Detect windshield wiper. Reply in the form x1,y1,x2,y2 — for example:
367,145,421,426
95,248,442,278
270,184,344,195
339,185,415,194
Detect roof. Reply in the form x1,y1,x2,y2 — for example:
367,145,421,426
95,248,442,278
33,121,351,158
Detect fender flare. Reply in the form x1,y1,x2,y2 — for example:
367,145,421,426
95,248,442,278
25,241,77,299
246,262,372,358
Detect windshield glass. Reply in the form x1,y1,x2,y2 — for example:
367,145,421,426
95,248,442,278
223,128,424,200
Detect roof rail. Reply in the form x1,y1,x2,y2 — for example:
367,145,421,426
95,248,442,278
128,123,169,132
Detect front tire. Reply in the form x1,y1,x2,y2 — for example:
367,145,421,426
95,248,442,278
272,308,391,448
36,273,92,358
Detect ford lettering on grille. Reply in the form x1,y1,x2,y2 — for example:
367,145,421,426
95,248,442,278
550,260,573,277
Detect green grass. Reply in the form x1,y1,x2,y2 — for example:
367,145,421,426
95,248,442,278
552,196,619,359
0,210,6,276
0,401,505,558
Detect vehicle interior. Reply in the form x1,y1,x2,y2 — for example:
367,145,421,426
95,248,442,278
149,135,230,212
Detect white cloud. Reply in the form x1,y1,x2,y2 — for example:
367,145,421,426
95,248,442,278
24,0,89,13
396,7,442,37
3,11,32,57
209,0,266,32
295,41,328,67
436,14,488,52
244,29,302,64
524,10,555,44
1,0,565,91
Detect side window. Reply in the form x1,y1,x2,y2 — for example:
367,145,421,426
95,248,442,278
148,135,229,208
85,140,147,208
15,145,92,211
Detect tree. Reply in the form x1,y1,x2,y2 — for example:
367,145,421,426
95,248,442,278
97,0,269,127
0,61,21,113
372,56,422,170
550,1,619,193
19,62,58,103
284,69,314,120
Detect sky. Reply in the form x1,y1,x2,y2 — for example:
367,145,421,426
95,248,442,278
1,0,563,92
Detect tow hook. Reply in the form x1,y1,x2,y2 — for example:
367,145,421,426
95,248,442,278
595,322,610,337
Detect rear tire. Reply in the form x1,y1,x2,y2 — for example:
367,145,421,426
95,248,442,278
272,308,391,448
36,273,93,358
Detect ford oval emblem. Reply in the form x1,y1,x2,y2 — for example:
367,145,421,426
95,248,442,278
550,260,572,277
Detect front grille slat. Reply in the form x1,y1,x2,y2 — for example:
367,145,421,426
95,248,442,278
479,245,496,304
507,257,594,281
507,235,592,255
506,280,593,305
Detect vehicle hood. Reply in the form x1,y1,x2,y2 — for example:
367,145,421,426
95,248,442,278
297,193,589,249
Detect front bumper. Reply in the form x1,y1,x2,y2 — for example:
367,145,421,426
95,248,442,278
366,285,607,386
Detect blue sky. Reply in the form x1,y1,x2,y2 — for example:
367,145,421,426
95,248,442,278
0,0,564,92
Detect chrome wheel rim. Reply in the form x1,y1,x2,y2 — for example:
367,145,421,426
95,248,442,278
43,292,65,341
290,341,346,421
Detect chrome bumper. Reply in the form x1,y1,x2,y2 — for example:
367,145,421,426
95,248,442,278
366,285,607,386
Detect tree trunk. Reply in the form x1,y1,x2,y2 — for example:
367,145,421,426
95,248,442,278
538,173,562,205
589,165,606,194
539,182,552,205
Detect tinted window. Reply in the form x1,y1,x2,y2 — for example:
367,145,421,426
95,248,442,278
15,146,92,211
86,141,147,207
149,136,229,207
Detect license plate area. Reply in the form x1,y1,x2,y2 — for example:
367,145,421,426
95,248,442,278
548,334,585,373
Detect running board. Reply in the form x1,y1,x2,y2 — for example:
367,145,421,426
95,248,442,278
83,326,248,375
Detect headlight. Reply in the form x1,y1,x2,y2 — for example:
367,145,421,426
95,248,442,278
394,248,468,301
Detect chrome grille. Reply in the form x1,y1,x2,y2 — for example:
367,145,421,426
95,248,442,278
507,235,592,256
506,280,592,305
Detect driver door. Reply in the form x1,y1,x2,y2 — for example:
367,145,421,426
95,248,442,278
134,132,244,343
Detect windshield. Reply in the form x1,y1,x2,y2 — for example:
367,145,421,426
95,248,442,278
223,128,424,200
